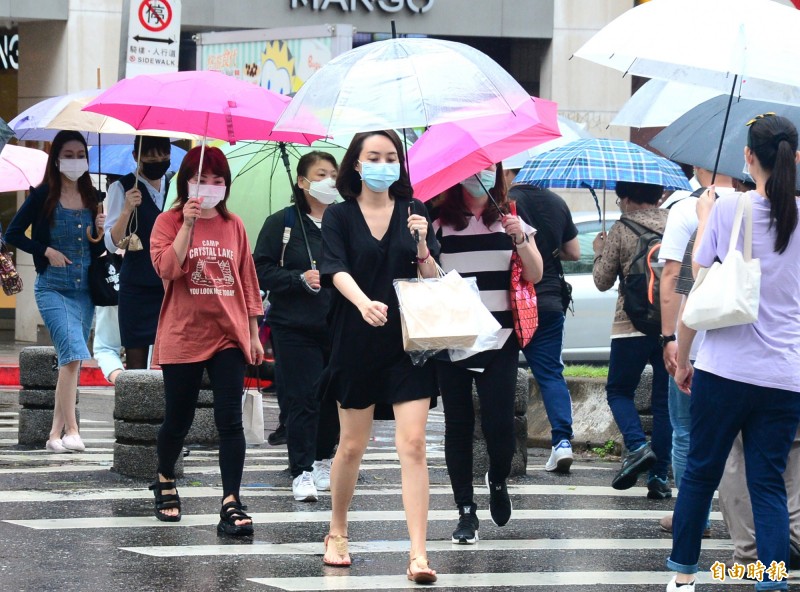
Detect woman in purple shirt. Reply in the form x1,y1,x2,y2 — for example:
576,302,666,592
667,114,800,592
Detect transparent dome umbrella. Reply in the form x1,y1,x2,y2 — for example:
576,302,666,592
272,37,532,138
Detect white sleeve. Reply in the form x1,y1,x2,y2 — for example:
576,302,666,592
659,198,698,263
103,181,126,253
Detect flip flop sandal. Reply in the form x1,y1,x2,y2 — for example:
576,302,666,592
217,499,254,536
407,556,437,584
148,479,181,522
322,534,351,567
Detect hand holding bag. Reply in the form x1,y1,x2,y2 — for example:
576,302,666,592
0,240,22,296
242,388,265,445
682,193,761,331
508,202,538,348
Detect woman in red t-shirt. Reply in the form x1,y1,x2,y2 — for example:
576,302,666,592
149,146,264,536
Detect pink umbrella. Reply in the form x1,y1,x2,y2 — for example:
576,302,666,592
408,98,561,201
82,70,319,145
0,144,48,192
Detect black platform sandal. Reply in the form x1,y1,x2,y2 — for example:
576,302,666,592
217,498,254,536
148,479,181,522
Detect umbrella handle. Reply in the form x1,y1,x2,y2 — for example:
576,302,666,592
86,226,104,244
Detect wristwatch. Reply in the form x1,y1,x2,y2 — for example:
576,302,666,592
658,334,677,347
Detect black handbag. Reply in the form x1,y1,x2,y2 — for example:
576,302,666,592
89,251,122,306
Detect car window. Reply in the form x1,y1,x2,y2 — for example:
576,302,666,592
562,220,605,275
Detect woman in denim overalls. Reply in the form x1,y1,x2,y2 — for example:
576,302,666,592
6,130,105,453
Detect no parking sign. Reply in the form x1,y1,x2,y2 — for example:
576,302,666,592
125,0,182,78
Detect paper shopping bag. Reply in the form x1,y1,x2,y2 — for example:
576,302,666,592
242,389,265,445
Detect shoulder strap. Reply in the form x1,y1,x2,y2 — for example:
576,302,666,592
279,206,296,268
619,218,662,239
665,186,705,209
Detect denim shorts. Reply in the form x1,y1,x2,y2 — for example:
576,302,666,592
34,281,94,367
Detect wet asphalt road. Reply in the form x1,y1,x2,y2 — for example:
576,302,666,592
0,387,795,592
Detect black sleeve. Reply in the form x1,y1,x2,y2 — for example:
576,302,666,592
252,208,302,295
560,199,579,244
5,188,47,257
416,198,441,260
320,203,351,288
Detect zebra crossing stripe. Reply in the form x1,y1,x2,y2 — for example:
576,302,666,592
0,462,446,475
248,571,751,590
5,509,724,530
0,483,693,503
120,538,735,557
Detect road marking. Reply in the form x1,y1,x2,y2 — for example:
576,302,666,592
0,462,445,475
121,537,734,557
5,509,724,530
250,571,751,590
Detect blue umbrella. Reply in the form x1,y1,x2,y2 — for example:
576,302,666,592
88,143,187,176
515,138,691,191
515,138,691,224
0,118,14,154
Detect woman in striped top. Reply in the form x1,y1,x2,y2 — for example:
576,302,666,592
433,163,543,544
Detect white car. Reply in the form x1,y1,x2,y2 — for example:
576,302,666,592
561,211,621,363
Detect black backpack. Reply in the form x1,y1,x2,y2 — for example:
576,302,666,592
619,219,663,336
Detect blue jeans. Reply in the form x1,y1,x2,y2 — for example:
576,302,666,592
522,310,573,446
667,370,800,591
669,376,690,488
606,335,671,480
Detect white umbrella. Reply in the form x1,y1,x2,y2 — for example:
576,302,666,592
273,38,532,137
503,116,593,170
610,79,723,129
574,0,800,107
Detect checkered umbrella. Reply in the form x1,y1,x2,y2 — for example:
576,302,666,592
514,138,691,191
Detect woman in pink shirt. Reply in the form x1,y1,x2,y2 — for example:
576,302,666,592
149,146,264,536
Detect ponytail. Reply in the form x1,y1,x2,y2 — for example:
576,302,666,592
747,115,799,254
765,139,797,254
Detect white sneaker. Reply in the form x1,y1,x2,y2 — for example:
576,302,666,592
61,434,85,452
312,459,332,491
45,438,68,453
666,576,695,592
545,439,573,473
292,471,318,502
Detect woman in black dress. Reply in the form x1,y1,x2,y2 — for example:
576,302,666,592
319,130,439,583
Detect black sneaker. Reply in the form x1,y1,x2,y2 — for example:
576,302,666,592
267,424,287,446
790,540,800,570
612,442,657,490
451,505,479,544
485,472,512,527
647,476,672,500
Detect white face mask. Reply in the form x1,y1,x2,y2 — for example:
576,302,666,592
59,158,88,181
742,159,754,183
305,176,339,204
189,182,227,209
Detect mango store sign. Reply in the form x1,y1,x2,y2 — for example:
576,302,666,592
290,0,434,13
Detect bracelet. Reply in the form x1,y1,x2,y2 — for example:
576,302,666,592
514,233,528,246
416,250,430,264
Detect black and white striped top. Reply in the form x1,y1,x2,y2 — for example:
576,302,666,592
433,214,535,350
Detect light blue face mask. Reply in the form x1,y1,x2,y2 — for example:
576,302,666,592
359,161,400,192
742,158,754,183
461,170,497,198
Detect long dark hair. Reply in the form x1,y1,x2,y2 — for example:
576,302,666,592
336,130,413,201
748,115,799,254
437,163,508,231
293,150,338,214
173,146,232,220
41,130,98,223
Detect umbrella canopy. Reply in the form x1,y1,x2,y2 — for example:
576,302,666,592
503,115,593,170
574,0,800,106
8,90,183,145
0,144,48,192
88,143,188,176
0,118,13,154
83,70,318,144
273,38,532,137
408,98,561,202
610,79,723,129
514,138,692,191
650,96,800,189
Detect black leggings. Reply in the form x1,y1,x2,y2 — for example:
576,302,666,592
436,343,519,508
157,348,246,498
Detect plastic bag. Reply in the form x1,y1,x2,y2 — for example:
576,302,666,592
394,267,502,366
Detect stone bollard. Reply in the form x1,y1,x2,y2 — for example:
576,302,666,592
17,347,79,448
470,368,530,479
113,370,219,480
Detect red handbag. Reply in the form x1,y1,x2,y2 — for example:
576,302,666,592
508,201,538,348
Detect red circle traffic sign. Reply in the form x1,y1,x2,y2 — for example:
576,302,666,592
138,0,172,33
